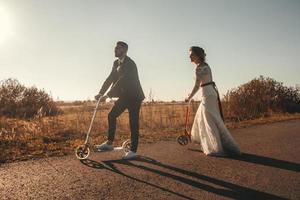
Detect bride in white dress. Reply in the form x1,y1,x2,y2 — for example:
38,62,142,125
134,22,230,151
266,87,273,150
186,46,241,156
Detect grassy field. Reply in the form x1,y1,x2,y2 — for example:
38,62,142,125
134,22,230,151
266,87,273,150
1,101,300,163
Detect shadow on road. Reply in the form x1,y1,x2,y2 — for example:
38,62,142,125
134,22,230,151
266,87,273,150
80,156,287,200
230,153,300,173
188,148,300,172
81,157,194,200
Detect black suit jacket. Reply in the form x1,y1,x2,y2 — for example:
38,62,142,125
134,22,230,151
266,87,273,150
99,56,145,101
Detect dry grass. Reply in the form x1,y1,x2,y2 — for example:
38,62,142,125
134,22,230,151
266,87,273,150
1,101,300,163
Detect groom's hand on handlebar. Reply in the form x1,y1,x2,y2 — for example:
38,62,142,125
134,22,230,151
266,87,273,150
99,95,108,102
95,94,108,102
95,93,102,100
95,93,108,102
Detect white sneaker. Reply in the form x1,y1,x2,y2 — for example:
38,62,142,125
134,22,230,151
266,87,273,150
95,141,114,152
122,151,137,160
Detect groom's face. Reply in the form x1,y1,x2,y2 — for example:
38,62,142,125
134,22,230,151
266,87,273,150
114,44,126,58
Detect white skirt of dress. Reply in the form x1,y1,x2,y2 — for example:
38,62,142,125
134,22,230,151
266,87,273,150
191,95,241,156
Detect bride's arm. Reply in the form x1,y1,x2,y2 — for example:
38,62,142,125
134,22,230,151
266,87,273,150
187,78,201,101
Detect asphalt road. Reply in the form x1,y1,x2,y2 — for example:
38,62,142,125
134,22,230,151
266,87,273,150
1,120,300,200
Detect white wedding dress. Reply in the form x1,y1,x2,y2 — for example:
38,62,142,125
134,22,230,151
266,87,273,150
190,65,241,156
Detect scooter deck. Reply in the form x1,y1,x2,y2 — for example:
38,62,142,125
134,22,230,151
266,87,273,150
93,146,124,152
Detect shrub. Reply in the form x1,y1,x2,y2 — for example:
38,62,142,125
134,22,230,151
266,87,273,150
223,76,300,121
0,79,62,118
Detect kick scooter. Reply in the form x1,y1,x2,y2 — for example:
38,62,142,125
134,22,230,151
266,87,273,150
176,103,192,146
75,97,131,160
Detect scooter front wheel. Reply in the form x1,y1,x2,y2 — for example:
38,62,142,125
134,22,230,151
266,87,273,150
122,139,131,153
177,135,189,146
75,145,90,160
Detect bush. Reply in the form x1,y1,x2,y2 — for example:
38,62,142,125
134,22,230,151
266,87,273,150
223,76,300,121
0,79,62,118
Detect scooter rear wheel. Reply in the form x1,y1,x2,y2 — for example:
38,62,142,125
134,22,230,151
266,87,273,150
177,135,189,146
75,145,90,160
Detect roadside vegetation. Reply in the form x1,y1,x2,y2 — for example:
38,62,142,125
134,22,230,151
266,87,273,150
0,76,299,163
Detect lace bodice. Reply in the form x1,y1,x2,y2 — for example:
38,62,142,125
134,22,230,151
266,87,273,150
195,65,217,97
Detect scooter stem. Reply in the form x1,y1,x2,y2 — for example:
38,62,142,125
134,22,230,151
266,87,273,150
185,104,189,131
84,97,102,144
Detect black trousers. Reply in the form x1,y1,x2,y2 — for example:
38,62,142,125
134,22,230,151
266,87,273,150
107,98,142,152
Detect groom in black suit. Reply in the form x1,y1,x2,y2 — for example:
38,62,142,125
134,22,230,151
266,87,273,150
95,41,145,159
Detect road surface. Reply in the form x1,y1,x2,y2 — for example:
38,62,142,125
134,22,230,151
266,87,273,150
1,120,300,199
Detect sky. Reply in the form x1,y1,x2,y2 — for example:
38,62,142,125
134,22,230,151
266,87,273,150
0,0,299,101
